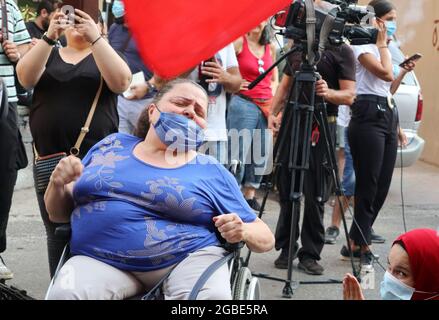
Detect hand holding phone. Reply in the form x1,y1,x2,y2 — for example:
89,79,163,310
399,53,422,68
203,56,216,66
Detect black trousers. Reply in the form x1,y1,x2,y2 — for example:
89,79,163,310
33,166,69,278
0,103,19,253
348,99,398,246
275,121,336,262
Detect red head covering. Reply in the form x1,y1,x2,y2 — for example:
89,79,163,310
394,229,439,300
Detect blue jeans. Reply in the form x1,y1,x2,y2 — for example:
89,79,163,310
226,95,272,189
342,126,355,196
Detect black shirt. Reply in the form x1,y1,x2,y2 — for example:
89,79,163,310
25,21,67,47
283,44,356,116
25,21,44,39
30,48,119,158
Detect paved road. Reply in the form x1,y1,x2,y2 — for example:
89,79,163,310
2,124,439,300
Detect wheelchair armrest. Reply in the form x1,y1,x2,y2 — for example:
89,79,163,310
54,224,72,240
227,160,241,176
223,241,245,252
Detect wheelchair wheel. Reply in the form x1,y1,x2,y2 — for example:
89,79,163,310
232,267,260,300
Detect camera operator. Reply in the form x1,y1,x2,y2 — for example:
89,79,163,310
342,0,416,269
268,0,356,275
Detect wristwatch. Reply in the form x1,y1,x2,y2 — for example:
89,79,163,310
42,32,57,46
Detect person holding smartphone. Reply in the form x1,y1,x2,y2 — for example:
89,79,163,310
341,0,417,269
17,8,131,277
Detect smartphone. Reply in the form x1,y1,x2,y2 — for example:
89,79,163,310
399,53,422,68
203,56,216,66
60,5,75,26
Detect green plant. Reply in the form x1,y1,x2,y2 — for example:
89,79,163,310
19,4,37,22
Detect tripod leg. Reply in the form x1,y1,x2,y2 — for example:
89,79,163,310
315,101,359,277
282,78,316,298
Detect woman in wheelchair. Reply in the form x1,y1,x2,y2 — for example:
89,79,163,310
44,79,275,300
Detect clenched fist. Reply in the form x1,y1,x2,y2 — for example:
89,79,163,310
213,213,247,244
50,155,83,187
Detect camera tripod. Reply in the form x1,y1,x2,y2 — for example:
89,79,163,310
244,45,358,298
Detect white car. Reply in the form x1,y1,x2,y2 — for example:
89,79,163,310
389,41,425,168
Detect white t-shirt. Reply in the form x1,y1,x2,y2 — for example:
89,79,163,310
337,105,351,127
188,44,238,141
351,44,392,97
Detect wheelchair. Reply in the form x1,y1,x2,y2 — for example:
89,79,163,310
45,225,261,300
45,159,261,300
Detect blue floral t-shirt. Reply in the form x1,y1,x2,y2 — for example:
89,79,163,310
70,133,256,272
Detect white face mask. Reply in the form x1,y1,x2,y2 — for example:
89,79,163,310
380,271,415,300
380,271,439,300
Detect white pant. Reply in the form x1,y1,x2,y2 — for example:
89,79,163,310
47,246,232,300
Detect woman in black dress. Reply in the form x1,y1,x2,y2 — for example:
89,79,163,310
17,9,131,277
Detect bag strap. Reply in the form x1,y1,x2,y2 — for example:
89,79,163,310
1,0,8,41
33,77,103,159
70,77,104,156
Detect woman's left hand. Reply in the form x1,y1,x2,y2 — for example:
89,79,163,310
398,127,408,147
239,80,250,91
213,213,247,244
401,57,417,73
73,9,101,44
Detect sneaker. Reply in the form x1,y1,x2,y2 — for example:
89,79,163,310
274,248,297,269
340,245,361,261
246,197,261,212
325,226,340,244
298,259,324,275
0,255,14,280
371,228,386,244
340,245,379,261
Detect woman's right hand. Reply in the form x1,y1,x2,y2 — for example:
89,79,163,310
46,12,69,41
343,273,366,300
375,18,388,47
50,155,84,188
239,80,250,91
268,113,282,136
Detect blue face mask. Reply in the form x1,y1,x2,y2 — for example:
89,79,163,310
112,0,125,19
386,21,397,37
380,271,415,300
153,106,205,151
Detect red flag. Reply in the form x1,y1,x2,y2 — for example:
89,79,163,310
123,0,292,78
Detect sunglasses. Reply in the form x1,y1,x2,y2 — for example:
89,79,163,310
258,59,265,74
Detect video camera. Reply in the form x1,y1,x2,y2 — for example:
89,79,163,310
275,0,378,46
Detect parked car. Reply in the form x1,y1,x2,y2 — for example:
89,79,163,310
389,40,425,168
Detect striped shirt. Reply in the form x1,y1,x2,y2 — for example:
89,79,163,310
0,0,31,103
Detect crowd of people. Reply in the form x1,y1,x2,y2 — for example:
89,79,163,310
0,0,437,301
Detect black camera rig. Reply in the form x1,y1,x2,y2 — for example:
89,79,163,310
275,0,377,62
